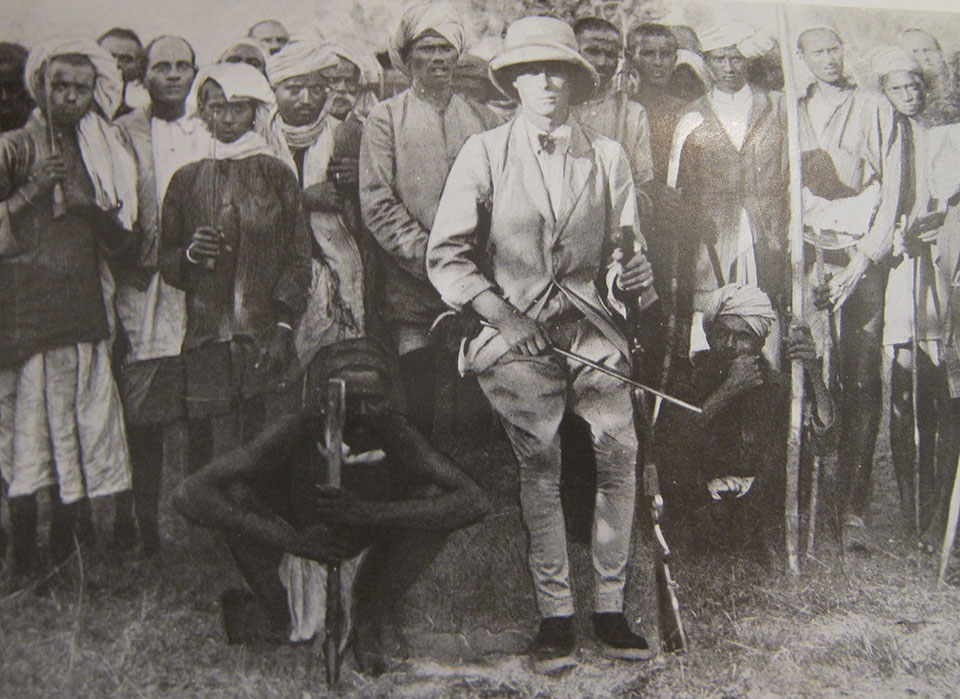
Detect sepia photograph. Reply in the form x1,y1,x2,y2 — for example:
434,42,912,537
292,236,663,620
1,0,960,695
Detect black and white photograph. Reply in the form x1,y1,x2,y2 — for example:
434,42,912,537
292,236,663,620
1,0,960,695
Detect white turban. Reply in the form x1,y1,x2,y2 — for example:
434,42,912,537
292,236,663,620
327,41,383,89
871,45,921,78
389,1,465,70
699,21,775,58
25,36,123,119
266,40,338,86
702,284,778,339
190,62,276,112
22,37,136,229
215,38,268,68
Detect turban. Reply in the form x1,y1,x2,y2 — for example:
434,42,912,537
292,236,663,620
21,37,136,229
190,62,276,112
215,38,268,67
871,45,921,77
389,1,465,69
25,36,123,119
699,21,775,58
326,42,383,89
266,40,338,87
702,284,777,339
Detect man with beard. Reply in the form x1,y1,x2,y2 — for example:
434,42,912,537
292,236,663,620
0,44,33,133
360,1,499,438
249,20,290,57
900,29,960,127
0,38,137,590
572,17,654,193
658,284,833,553
795,28,901,548
98,28,148,116
111,35,208,554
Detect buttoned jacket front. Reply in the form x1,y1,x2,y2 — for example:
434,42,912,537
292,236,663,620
427,116,641,374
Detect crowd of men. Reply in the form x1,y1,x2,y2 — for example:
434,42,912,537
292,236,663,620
2,0,960,674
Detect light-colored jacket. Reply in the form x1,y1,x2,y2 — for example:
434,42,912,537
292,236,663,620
427,117,640,374
115,107,207,362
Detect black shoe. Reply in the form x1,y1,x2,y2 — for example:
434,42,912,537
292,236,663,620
527,615,577,674
592,612,654,660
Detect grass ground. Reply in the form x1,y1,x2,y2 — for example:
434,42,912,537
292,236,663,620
2,417,960,697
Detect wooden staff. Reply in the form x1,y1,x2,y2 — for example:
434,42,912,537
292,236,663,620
806,248,832,556
911,244,922,537
322,379,346,687
777,5,806,575
43,60,66,218
939,449,960,584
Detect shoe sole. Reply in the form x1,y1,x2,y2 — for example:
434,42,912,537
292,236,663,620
530,653,577,674
600,646,655,661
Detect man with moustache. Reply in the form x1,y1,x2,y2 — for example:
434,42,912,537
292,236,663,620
267,41,368,365
795,28,902,548
673,22,787,362
572,17,654,193
360,1,499,438
249,19,290,57
428,15,656,672
112,35,208,554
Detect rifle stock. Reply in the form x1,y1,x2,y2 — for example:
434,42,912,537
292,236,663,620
621,231,688,654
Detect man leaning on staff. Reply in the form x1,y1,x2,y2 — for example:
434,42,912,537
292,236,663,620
427,16,656,673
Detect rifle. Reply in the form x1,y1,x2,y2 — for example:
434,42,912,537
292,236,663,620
321,379,346,687
619,230,688,654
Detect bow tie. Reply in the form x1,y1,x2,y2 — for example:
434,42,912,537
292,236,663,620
538,133,559,155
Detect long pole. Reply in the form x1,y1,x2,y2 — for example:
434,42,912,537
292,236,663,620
43,61,66,219
322,379,346,687
777,4,806,575
911,251,922,537
806,249,829,556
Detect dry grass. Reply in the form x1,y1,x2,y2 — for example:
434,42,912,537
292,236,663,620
3,430,960,697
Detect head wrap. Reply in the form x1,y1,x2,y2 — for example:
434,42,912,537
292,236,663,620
389,1,465,71
25,36,123,119
702,284,777,339
871,45,921,78
188,63,285,161
22,37,136,229
215,38,268,68
266,40,338,87
699,21,775,58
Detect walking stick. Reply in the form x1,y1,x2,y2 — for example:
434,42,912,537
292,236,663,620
42,61,66,219
806,248,832,556
911,246,923,538
777,5,807,575
939,449,960,584
321,379,346,687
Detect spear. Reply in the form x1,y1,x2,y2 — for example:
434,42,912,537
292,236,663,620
42,60,66,219
777,4,806,575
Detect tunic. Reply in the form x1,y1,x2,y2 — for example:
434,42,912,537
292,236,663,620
360,90,499,354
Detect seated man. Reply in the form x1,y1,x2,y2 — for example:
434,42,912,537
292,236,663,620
658,284,834,552
173,337,490,646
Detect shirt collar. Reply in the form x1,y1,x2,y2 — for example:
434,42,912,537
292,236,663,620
152,110,201,134
710,83,752,107
520,113,572,155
